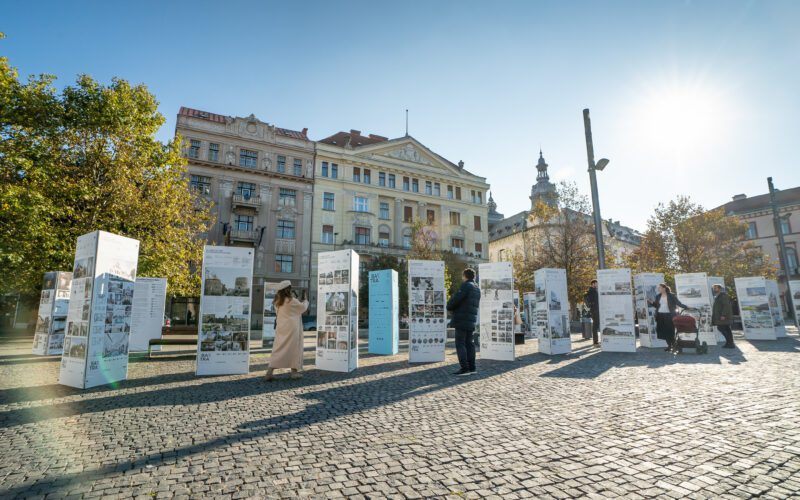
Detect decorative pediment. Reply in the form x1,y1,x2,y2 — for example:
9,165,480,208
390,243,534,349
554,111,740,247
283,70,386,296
382,144,433,165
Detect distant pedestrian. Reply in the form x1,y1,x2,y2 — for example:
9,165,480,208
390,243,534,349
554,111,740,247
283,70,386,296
584,280,600,346
265,281,308,381
711,284,735,348
649,283,688,352
446,268,481,376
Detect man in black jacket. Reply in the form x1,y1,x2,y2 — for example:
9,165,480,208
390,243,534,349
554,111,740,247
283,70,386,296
584,280,600,346
446,268,481,375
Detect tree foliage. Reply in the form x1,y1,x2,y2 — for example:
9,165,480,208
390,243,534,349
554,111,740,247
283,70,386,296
358,254,408,318
0,43,211,297
408,218,466,297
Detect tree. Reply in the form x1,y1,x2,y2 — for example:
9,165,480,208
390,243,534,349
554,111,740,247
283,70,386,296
0,39,211,298
408,218,466,297
358,254,408,318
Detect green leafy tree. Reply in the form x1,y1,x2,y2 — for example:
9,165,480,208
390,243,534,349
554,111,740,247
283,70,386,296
0,40,211,299
407,218,468,298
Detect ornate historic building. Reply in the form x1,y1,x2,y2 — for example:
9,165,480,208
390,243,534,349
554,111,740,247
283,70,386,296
175,107,315,325
488,150,642,264
310,130,490,313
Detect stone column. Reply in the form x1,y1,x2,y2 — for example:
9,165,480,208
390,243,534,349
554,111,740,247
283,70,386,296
418,201,427,222
301,190,313,288
394,198,404,246
219,178,234,245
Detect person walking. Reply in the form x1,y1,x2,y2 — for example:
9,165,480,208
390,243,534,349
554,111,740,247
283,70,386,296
649,283,688,352
446,268,480,376
265,281,308,381
584,280,600,346
711,284,735,348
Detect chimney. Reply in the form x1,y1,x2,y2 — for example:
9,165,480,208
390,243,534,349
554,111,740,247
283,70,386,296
732,194,747,201
350,129,361,136
369,134,388,141
301,127,308,136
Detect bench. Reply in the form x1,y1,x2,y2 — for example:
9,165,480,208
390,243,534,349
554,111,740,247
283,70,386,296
148,326,197,358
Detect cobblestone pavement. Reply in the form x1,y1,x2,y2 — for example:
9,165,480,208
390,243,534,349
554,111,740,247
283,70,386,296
0,329,799,499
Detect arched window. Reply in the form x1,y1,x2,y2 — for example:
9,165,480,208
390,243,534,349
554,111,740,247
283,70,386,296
402,228,412,249
786,247,799,276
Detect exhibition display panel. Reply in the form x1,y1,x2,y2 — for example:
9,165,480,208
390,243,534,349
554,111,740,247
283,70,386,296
523,292,537,338
408,260,446,363
765,279,786,338
32,271,72,355
368,269,399,355
597,268,636,352
478,262,516,360
262,288,277,345
675,272,718,346
734,276,776,340
196,246,254,376
316,250,359,372
534,268,571,355
789,280,800,329
59,231,140,389
129,277,167,352
633,272,666,348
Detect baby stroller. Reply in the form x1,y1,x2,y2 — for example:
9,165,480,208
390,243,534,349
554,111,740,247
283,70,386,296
672,308,708,355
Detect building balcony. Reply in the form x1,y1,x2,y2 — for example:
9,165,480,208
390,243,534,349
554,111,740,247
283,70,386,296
229,229,258,243
451,247,465,255
232,194,261,210
450,224,467,238
336,241,411,258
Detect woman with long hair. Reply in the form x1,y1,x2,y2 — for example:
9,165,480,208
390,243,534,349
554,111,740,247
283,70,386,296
648,283,688,352
265,280,308,381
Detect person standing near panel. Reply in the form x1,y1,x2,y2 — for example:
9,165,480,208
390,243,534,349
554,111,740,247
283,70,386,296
711,284,735,349
447,268,480,376
649,283,687,352
265,281,308,381
584,280,600,346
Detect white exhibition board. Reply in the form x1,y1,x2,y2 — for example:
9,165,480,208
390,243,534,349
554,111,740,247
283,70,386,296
129,277,168,351
32,271,72,355
734,276,776,340
512,290,522,335
197,246,254,375
408,260,446,363
478,262,515,360
534,268,571,355
316,250,359,372
523,292,537,338
633,273,666,348
59,231,140,389
597,268,636,352
789,280,800,329
263,288,277,344
675,273,718,346
765,279,786,338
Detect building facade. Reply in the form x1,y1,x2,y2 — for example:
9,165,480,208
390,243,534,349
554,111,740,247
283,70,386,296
310,130,490,313
175,107,315,326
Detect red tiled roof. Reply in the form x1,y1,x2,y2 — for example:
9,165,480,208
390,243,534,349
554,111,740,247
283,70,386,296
276,127,308,140
318,130,389,147
179,107,309,139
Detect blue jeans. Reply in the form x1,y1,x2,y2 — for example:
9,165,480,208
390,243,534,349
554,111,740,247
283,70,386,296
455,328,476,371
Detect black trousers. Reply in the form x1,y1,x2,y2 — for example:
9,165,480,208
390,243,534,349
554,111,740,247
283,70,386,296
656,312,676,346
591,311,600,344
455,328,476,371
717,325,734,346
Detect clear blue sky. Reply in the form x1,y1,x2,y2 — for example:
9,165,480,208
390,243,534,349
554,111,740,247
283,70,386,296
4,0,799,230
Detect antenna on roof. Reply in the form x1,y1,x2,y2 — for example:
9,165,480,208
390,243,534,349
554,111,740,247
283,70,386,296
405,109,409,137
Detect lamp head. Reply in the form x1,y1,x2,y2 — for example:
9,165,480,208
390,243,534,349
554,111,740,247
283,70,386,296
595,158,610,171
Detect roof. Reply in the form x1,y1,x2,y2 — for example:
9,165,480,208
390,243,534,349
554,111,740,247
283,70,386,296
318,130,389,147
488,208,642,245
178,106,309,139
713,186,800,215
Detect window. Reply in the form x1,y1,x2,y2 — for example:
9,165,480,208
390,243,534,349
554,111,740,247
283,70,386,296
447,185,454,199
276,220,295,239
402,228,412,249
321,161,328,177
412,179,419,193
404,206,413,223
379,230,390,247
355,227,370,245
477,191,483,204
190,175,211,195
188,139,200,159
322,225,335,244
279,188,296,206
208,143,219,162
354,196,369,212
786,247,799,275
363,169,371,184
353,167,361,183
455,186,462,200
379,172,386,187
380,202,390,219
427,210,435,224
473,215,482,231
450,212,461,225
746,222,758,239
434,183,441,196
402,177,410,191
277,155,286,173
471,190,477,203
475,242,483,256
240,149,258,168
275,254,293,273
234,214,253,231
451,238,464,254
237,182,256,199
323,192,335,211
425,181,432,195
780,218,791,235
331,163,338,179
293,158,302,176
388,174,396,189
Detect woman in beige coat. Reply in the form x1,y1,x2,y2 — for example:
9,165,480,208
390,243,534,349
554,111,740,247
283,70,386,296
265,281,308,381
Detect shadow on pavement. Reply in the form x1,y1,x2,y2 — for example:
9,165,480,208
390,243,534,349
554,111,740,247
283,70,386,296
745,335,800,352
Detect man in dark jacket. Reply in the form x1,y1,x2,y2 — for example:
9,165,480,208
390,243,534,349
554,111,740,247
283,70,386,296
446,268,480,375
711,284,735,348
584,280,600,346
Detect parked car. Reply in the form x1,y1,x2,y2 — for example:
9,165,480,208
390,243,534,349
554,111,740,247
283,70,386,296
302,315,316,331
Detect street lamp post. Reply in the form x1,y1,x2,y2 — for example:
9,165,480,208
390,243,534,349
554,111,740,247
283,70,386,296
768,177,796,323
333,232,339,252
583,108,610,270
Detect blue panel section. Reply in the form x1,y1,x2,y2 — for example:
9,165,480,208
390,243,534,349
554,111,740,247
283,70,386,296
368,269,399,355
